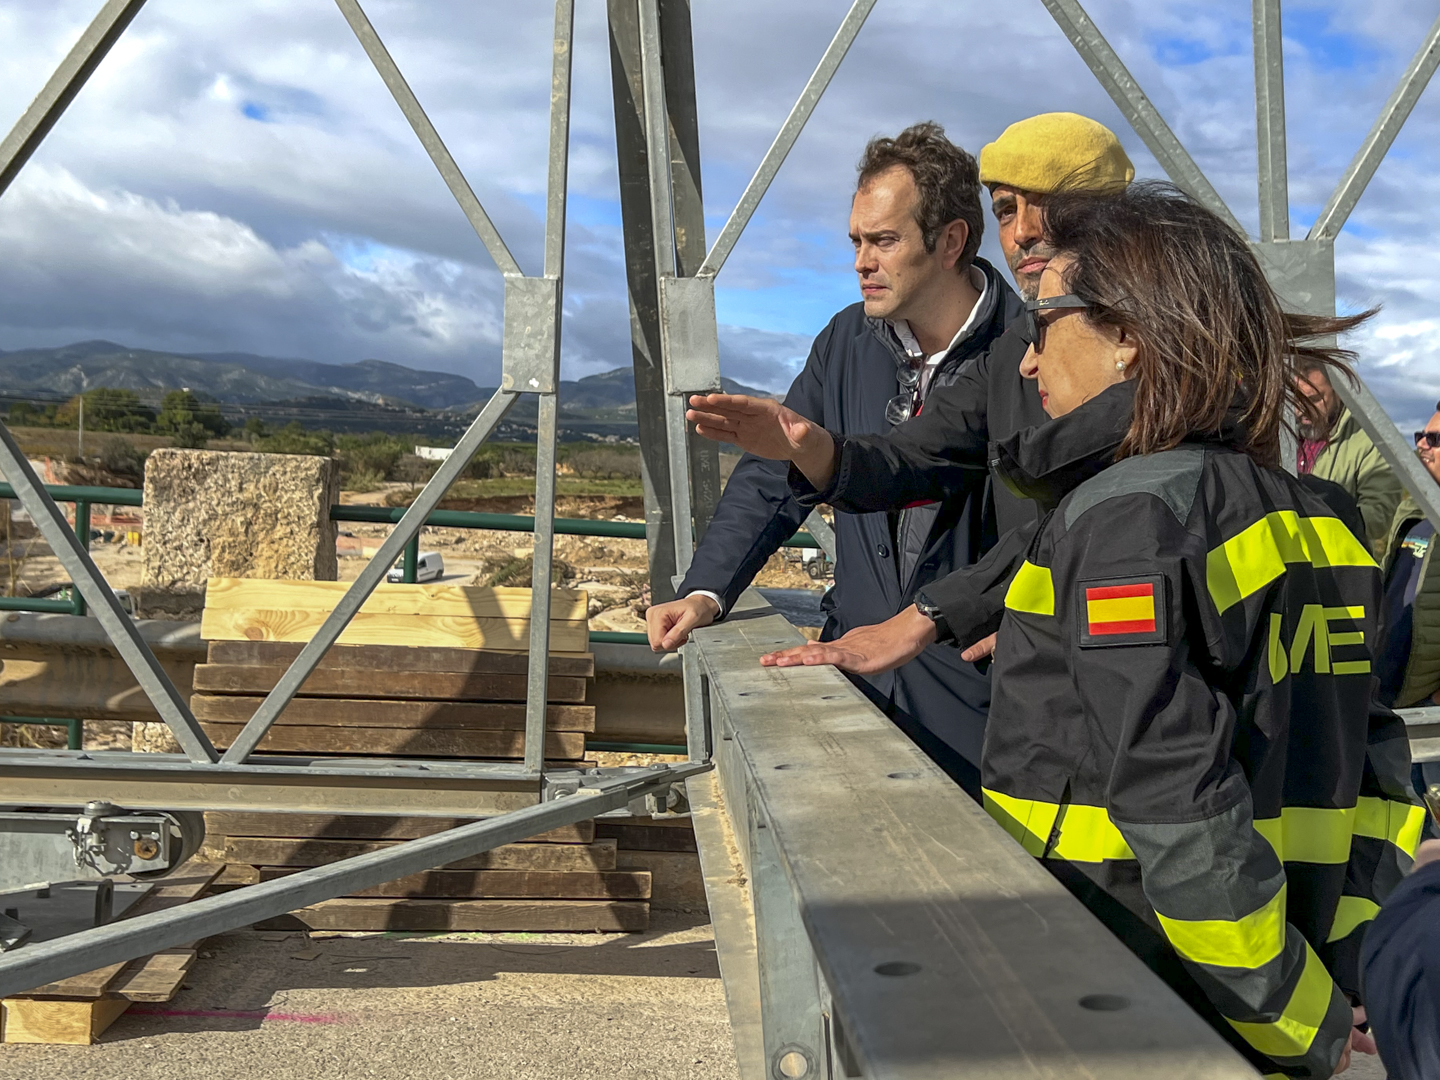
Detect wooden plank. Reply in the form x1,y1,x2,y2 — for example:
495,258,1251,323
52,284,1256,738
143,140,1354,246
190,695,595,732
596,823,698,852
206,640,595,678
255,898,648,933
200,607,590,652
1,996,132,1044
617,850,706,911
258,867,652,900
205,578,589,620
204,813,594,844
108,951,195,1002
193,664,589,703
224,837,618,871
199,723,586,760
13,867,221,999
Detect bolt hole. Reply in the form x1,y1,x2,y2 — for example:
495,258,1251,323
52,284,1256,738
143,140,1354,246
874,961,921,977
1078,994,1130,1012
887,771,921,780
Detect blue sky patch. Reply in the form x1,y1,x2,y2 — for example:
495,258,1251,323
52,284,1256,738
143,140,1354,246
241,101,270,122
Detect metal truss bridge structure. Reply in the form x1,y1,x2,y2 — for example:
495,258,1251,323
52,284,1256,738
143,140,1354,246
0,0,1437,1077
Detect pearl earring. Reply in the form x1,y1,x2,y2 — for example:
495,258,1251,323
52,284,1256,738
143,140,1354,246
1115,360,1127,371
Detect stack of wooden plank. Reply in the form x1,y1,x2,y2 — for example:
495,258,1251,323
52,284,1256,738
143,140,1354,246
194,579,594,760
0,867,220,1045
193,579,659,931
210,813,651,932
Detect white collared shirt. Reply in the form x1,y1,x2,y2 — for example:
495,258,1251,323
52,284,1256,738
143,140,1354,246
888,263,991,402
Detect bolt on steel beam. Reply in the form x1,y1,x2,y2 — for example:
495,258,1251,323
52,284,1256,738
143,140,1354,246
1310,11,1440,242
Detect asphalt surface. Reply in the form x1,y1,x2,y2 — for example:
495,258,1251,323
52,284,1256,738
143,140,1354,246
0,914,738,1080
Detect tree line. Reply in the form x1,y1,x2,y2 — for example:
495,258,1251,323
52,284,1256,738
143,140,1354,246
7,387,230,448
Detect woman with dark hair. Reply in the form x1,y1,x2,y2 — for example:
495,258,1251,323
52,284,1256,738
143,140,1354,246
688,182,1422,1077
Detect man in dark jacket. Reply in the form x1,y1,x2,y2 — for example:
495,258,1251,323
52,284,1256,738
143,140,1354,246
645,122,1017,780
682,113,1136,668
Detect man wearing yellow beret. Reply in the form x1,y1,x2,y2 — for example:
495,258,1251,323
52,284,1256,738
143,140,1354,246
981,112,1134,302
685,112,1136,673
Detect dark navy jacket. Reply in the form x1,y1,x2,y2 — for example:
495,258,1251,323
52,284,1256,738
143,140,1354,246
678,258,1022,764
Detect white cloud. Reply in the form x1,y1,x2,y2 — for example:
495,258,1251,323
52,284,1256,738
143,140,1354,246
0,0,1436,409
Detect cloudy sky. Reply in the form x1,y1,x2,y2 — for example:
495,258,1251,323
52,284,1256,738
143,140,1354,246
1,0,1438,426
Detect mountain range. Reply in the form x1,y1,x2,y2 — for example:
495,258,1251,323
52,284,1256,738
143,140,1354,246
0,341,770,424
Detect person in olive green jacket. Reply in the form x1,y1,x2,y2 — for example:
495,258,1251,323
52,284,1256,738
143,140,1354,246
1297,360,1403,554
1376,403,1440,708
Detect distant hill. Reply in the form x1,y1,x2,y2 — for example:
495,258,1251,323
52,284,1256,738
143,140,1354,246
0,341,772,422
0,341,484,410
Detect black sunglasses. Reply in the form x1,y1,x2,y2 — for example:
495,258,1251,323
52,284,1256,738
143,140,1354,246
1019,294,1091,352
1415,431,1440,448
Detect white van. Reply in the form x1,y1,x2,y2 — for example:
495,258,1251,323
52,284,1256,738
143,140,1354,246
386,551,444,583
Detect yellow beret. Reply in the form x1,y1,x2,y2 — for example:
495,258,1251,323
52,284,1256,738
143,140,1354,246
979,112,1134,194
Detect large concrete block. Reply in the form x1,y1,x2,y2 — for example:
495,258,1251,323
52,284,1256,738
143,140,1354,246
138,449,338,619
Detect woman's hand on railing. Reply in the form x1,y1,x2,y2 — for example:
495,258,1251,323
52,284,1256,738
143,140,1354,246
686,394,838,490
759,605,937,675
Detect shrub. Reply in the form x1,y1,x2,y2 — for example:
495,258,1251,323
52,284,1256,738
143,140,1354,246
253,422,335,457
562,446,642,480
95,436,146,479
335,432,409,481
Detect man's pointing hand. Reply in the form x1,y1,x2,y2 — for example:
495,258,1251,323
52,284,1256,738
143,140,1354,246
687,394,837,490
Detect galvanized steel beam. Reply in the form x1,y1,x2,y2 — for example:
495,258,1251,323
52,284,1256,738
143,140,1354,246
333,0,524,276
1310,12,1440,242
1253,0,1289,241
0,762,708,1000
1040,0,1246,236
0,0,149,197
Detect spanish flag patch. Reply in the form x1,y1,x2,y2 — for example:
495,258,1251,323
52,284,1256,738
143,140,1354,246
1078,574,1167,648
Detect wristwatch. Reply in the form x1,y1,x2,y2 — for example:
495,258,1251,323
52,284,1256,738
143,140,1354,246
913,590,953,644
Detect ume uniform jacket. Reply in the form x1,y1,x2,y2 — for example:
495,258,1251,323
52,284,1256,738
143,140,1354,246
983,394,1422,1078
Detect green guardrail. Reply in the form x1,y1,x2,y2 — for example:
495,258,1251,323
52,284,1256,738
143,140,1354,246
3,717,83,750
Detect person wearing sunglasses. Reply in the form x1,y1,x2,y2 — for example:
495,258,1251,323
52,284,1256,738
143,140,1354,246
1295,357,1402,555
645,122,1021,788
1372,408,1440,710
762,181,1417,1078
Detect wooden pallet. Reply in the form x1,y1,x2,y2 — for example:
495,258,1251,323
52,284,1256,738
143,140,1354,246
208,808,656,932
0,866,221,1045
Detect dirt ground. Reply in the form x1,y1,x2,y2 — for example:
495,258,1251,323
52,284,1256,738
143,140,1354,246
1,483,828,639
0,914,739,1080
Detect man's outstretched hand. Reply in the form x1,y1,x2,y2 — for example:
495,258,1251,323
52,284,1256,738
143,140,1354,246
686,394,837,490
759,605,938,675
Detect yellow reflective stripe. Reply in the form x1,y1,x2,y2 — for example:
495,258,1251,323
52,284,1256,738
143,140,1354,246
1326,896,1380,943
1228,941,1337,1059
1355,796,1426,859
1253,807,1356,864
1050,804,1135,862
1156,884,1287,969
1004,560,1054,616
1206,511,1377,615
981,788,1057,857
